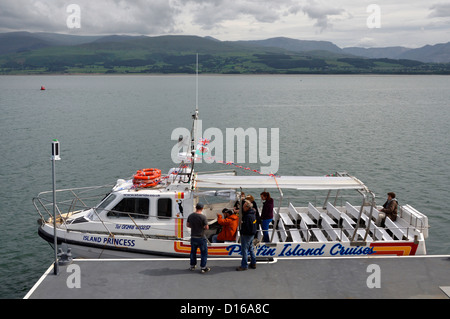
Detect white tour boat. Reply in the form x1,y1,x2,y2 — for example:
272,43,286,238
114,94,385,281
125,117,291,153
34,108,429,260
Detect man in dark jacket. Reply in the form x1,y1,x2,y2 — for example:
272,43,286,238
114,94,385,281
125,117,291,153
380,192,398,221
236,200,257,271
377,192,398,227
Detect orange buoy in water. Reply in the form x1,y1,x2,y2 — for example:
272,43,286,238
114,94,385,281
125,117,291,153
40,86,46,91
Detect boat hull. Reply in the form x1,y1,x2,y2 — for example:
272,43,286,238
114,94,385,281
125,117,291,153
38,223,426,260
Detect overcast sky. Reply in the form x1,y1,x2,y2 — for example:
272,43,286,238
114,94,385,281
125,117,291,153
0,0,449,48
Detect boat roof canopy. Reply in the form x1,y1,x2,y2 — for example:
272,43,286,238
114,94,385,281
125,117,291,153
195,175,367,191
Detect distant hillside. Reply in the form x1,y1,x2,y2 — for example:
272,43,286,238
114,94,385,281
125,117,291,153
342,46,411,59
0,32,449,75
398,42,450,63
241,37,342,54
0,31,101,55
83,35,255,53
343,42,450,63
0,32,52,55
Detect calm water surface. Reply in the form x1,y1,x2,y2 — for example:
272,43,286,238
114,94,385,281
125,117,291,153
1,74,449,298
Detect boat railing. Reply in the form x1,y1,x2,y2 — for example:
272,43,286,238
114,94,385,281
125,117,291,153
33,184,114,225
398,205,429,238
33,185,191,239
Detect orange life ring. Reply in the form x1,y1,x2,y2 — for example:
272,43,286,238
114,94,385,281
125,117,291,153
133,179,160,188
133,168,162,188
133,168,162,180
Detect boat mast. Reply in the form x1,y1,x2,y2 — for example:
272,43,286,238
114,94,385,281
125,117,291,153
196,53,199,115
188,54,200,185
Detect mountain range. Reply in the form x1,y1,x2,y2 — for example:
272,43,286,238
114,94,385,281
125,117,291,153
1,31,449,74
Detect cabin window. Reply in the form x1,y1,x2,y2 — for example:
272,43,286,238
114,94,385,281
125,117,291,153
107,197,149,219
157,198,172,219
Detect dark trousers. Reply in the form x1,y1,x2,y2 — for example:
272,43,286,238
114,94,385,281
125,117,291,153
190,237,208,268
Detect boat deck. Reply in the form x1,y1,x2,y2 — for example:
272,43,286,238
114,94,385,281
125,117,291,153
25,255,450,300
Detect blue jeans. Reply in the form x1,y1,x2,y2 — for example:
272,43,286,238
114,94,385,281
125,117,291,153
261,219,272,242
190,237,208,268
240,234,256,269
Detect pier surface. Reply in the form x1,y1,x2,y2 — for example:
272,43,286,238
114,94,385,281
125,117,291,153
25,255,450,299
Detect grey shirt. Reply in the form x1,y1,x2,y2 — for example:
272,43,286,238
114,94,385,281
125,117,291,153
187,213,208,238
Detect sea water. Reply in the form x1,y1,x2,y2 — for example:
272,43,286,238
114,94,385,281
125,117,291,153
0,74,449,298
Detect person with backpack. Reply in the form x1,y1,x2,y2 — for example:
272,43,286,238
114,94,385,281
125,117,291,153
236,200,257,271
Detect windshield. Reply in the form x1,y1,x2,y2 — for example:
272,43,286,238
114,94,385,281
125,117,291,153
95,193,117,214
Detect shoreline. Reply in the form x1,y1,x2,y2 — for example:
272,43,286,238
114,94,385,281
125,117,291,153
1,72,449,77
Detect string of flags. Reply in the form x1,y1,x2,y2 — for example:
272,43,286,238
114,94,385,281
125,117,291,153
195,138,280,178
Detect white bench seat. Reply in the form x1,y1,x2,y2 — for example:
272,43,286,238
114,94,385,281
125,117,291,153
326,202,341,221
300,213,315,226
289,203,315,226
320,213,336,226
277,219,289,242
363,206,382,221
279,212,295,227
322,218,349,242
311,228,327,242
289,229,303,242
327,202,356,226
342,218,372,242
345,202,360,219
369,220,392,241
307,203,321,222
346,203,370,225
299,218,312,242
385,217,406,240
341,213,356,227
267,229,279,243
392,218,418,240
309,202,336,226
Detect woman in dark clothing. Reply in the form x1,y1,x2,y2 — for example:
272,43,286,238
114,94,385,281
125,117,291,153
260,192,274,242
246,195,261,238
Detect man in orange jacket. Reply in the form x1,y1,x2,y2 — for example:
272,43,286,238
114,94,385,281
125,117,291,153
212,208,239,243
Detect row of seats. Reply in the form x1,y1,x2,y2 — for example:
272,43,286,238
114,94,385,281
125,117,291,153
268,201,420,243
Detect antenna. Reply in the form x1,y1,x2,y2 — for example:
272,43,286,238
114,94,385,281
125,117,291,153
191,53,199,150
196,53,199,112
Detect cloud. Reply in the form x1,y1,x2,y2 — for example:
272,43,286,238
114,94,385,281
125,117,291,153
0,1,448,48
429,3,450,18
0,0,180,34
173,0,302,30
0,0,302,34
301,0,347,32
0,1,65,31
80,0,180,34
